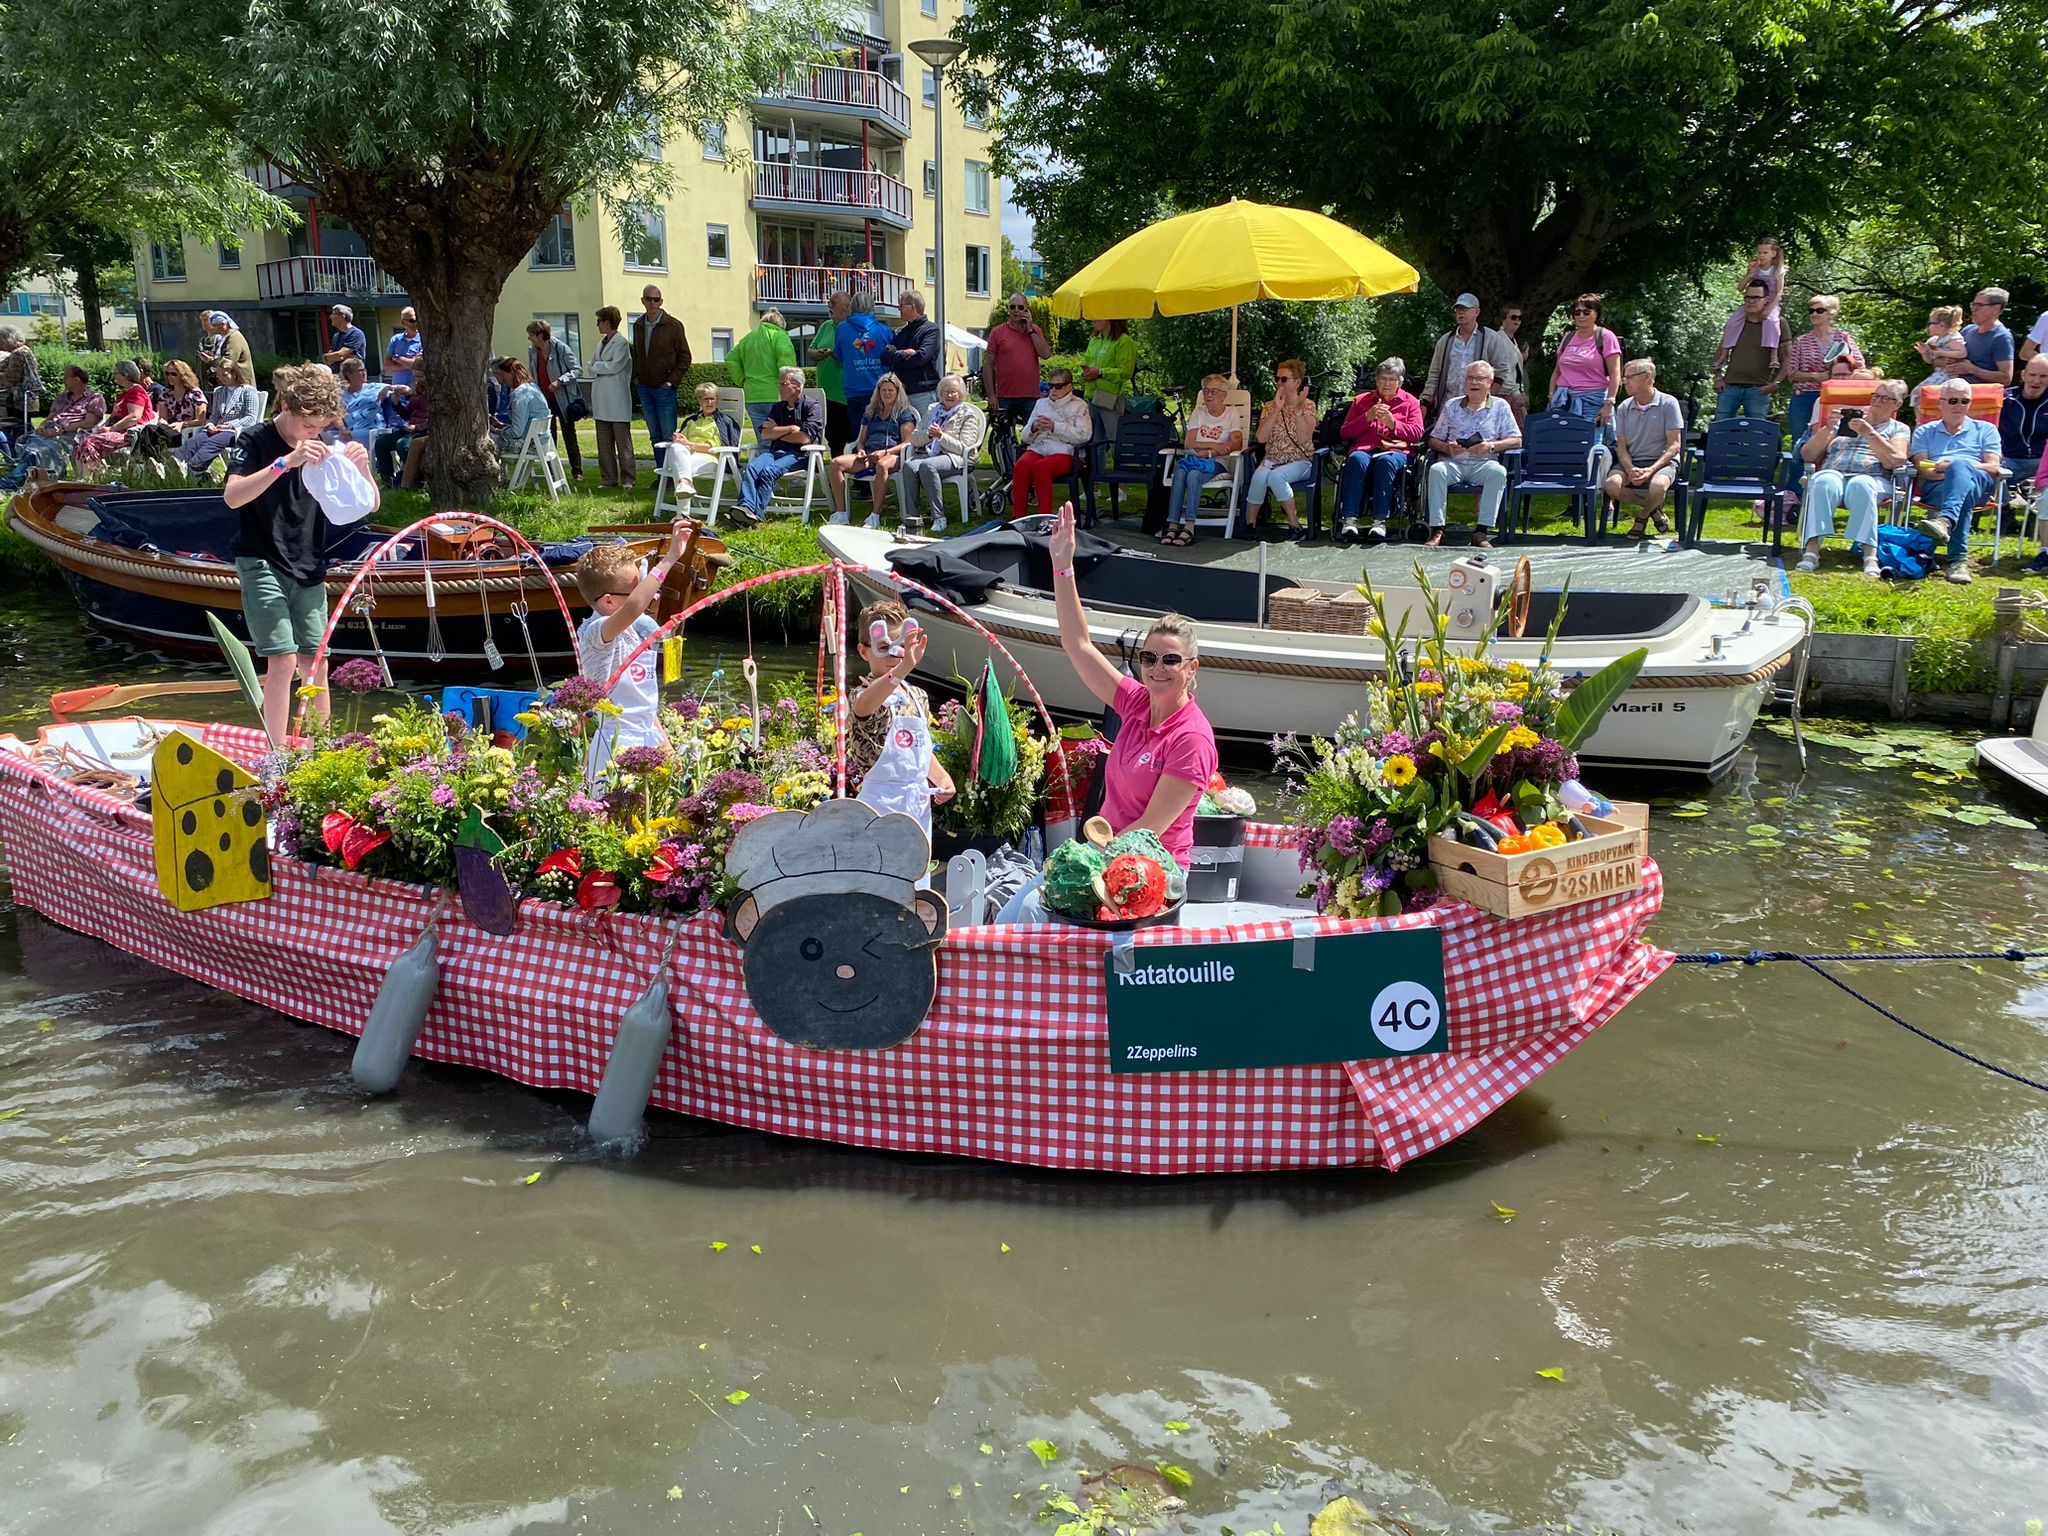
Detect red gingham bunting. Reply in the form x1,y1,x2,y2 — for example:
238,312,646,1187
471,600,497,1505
0,731,1671,1174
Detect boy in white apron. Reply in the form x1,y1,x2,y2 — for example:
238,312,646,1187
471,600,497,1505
570,521,692,781
849,599,954,848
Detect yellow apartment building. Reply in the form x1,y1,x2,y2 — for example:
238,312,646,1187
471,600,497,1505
130,0,998,376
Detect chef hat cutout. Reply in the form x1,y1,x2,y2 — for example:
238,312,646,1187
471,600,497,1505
304,452,378,525
725,798,929,924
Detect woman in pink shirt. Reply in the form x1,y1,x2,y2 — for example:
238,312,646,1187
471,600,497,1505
994,502,1220,922
1547,292,1622,443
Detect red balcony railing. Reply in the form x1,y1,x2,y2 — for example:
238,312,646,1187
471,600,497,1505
751,164,913,225
753,265,911,311
757,66,912,138
257,256,407,302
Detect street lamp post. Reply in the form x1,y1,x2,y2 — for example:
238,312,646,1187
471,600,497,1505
908,36,967,348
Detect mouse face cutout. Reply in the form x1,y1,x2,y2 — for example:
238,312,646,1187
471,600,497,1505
732,890,946,1049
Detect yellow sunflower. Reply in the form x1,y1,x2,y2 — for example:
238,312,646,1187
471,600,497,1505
1383,754,1418,786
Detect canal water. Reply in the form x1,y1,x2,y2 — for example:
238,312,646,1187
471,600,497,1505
1,589,2045,1535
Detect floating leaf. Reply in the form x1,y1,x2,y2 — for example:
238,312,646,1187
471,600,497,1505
1695,1133,1720,1144
724,1389,749,1405
1489,1200,1517,1222
1744,823,1781,838
34,1019,53,1032
0,1107,24,1122
1027,1437,1059,1466
665,1486,683,1501
1157,1463,1193,1491
749,1244,762,1254
709,1241,728,1252
1535,1367,1565,1381
523,1170,543,1185
1164,1419,1191,1434
978,1442,994,1456
1668,808,1708,818
1311,1495,1409,1536
1851,902,1870,911
899,1486,909,1494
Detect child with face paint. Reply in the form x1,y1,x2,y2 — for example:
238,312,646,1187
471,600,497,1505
849,599,954,846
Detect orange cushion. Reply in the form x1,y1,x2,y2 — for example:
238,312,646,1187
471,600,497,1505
1817,379,1877,412
1915,382,2003,422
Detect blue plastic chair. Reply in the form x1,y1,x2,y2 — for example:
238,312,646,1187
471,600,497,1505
1503,411,1610,538
1679,416,1783,545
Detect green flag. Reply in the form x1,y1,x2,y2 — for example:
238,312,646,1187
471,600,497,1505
972,661,1017,787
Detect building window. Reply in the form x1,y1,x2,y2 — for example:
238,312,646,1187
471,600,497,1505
962,0,974,12
965,244,990,296
702,121,726,160
923,160,937,197
964,101,988,130
707,224,731,266
217,239,241,270
925,248,937,285
964,161,991,215
921,0,936,13
534,313,583,357
620,204,667,271
530,209,576,270
150,240,186,282
632,115,663,161
711,328,734,362
922,69,936,109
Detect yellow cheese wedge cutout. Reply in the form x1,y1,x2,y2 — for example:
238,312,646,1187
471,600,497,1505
151,730,272,910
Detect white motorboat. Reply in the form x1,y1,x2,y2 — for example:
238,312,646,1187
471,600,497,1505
1977,690,2048,800
819,522,1811,778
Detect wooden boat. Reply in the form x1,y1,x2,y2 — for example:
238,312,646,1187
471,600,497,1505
1977,688,2048,799
5,478,725,676
819,521,1809,778
0,711,1670,1176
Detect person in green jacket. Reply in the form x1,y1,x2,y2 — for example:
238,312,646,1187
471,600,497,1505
1081,319,1137,403
729,310,799,437
810,290,851,454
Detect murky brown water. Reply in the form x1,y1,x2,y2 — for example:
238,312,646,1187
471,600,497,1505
2,590,2046,1534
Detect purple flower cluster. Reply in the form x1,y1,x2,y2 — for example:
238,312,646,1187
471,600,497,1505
549,676,605,714
613,744,672,775
1370,729,1416,760
442,712,470,739
330,658,385,695
653,839,718,910
565,792,610,818
1490,700,1523,723
672,695,705,723
506,767,545,811
1489,740,1577,790
680,768,766,826
430,783,457,809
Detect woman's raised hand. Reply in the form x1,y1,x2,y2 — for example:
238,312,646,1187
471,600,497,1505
1050,501,1077,569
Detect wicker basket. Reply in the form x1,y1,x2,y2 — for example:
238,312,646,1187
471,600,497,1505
1266,586,1370,636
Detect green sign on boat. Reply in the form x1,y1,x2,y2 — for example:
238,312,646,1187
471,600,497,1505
1104,928,1450,1073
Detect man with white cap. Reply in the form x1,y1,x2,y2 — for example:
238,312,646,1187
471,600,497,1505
200,311,254,392
321,305,367,370
1420,293,1522,411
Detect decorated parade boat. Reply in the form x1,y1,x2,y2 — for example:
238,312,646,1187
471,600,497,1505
6,480,725,675
819,520,1810,778
0,532,1672,1176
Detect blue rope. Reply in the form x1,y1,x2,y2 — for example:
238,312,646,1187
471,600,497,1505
1669,948,2048,1094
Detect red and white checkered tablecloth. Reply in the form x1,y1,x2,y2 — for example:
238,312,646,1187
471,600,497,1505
0,730,1671,1174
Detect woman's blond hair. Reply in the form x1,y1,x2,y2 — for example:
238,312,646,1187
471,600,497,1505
1145,612,1199,661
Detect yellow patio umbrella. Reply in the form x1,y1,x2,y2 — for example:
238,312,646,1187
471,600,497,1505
1049,198,1419,381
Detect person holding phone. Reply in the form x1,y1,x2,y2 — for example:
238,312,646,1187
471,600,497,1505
1423,361,1520,547
1794,377,1910,577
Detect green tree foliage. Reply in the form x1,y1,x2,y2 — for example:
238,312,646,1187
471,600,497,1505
958,0,2048,348
53,0,833,507
1138,299,1377,399
33,219,139,352
0,6,273,295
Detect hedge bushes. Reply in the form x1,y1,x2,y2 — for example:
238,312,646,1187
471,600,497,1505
25,345,171,402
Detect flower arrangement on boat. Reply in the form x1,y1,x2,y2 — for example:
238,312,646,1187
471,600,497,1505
259,667,855,918
1276,567,1645,919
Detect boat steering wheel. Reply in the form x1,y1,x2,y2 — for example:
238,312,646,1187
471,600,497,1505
1506,556,1533,639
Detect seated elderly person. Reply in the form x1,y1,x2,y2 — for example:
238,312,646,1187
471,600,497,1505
491,357,550,458
1335,357,1424,542
1794,377,1911,577
1603,359,1684,539
903,374,984,534
176,358,260,474
667,381,742,491
0,365,106,488
735,366,823,528
1999,355,2048,495
1424,361,1520,548
73,359,156,468
0,325,41,457
1913,381,2005,584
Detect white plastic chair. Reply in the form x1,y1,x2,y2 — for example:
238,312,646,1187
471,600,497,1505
1157,388,1251,535
653,385,746,524
507,418,570,499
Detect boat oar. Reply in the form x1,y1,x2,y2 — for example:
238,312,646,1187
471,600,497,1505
49,680,246,723
204,611,272,742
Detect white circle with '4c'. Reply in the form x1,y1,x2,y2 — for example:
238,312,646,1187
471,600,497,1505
1369,980,1442,1052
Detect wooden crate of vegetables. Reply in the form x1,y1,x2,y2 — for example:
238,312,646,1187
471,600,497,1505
1429,813,1645,919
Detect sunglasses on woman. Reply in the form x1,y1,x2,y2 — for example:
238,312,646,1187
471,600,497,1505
1138,650,1186,669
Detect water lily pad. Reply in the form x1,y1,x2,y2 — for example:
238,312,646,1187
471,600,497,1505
1310,1496,1412,1536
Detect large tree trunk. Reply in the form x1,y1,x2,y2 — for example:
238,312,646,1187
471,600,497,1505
76,261,105,352
316,169,558,509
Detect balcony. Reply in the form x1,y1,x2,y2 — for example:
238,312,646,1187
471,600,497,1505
257,256,408,303
754,264,910,316
751,164,913,230
753,65,912,140
245,161,311,196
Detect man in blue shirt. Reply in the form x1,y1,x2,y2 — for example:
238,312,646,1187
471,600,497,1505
385,308,423,387
323,305,367,370
833,287,894,425
1913,382,2006,583
1955,288,2015,389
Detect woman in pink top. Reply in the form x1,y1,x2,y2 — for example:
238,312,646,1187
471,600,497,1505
72,358,157,467
1547,292,1622,443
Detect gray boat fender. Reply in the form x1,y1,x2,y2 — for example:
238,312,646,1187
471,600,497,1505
351,916,440,1094
587,973,674,1145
